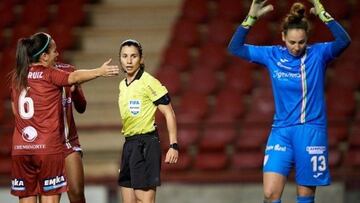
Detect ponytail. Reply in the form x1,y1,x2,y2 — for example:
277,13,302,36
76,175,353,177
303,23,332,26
12,32,51,90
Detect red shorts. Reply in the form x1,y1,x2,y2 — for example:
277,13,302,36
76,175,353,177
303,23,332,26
64,139,82,157
11,153,67,197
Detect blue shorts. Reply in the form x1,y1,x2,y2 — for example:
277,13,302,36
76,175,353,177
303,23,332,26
263,124,331,186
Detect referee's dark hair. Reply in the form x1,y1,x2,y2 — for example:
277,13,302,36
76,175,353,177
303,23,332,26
119,39,145,69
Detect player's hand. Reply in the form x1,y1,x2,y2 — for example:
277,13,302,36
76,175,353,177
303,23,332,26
307,0,324,16
248,0,274,18
100,58,119,77
164,148,178,164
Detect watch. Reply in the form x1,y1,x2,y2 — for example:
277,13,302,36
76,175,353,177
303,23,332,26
169,143,179,151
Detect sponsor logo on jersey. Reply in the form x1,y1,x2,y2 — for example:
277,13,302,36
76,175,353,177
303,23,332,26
272,70,301,80
22,126,38,142
62,97,72,106
43,175,67,191
265,144,287,152
28,71,43,79
129,99,141,116
306,146,326,155
11,178,25,191
14,144,46,150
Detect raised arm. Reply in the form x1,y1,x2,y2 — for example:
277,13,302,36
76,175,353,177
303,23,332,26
68,59,119,85
308,0,351,56
227,0,273,58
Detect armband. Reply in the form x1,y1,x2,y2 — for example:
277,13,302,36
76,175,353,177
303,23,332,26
241,15,257,28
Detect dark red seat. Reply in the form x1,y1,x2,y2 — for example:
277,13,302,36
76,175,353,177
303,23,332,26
246,20,272,45
216,0,244,22
231,151,263,170
195,42,227,71
348,122,360,148
171,19,201,47
326,87,356,122
9,24,37,48
19,0,50,28
194,152,229,171
223,62,255,95
328,62,359,90
156,69,182,96
327,122,349,148
0,0,16,29
344,149,360,168
206,19,235,46
180,0,209,23
47,23,76,52
161,45,191,71
212,88,246,119
176,92,209,124
185,68,218,95
235,125,269,150
198,126,236,152
244,87,274,125
328,150,342,168
52,0,86,27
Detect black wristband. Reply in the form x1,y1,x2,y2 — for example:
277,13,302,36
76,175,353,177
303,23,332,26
169,143,179,151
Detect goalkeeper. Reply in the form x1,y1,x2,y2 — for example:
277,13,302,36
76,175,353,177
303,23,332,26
228,0,351,202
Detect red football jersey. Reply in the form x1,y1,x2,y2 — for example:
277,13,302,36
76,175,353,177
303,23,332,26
11,65,70,155
56,63,86,149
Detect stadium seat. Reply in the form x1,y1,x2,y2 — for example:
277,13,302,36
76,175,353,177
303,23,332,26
223,62,255,94
194,152,229,171
328,149,342,168
206,19,235,46
244,87,274,124
348,123,360,148
328,62,359,90
47,23,76,52
198,126,236,152
216,0,244,22
161,45,191,71
235,125,269,150
246,20,272,45
211,88,246,119
328,122,349,148
52,0,86,27
195,42,227,71
156,69,182,96
176,92,209,124
19,0,50,28
0,0,15,29
185,68,218,95
231,151,263,170
344,149,360,168
180,0,209,23
171,19,201,47
9,23,37,48
326,86,356,122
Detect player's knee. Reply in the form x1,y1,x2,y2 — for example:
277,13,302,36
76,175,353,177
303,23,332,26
264,188,282,202
296,195,314,203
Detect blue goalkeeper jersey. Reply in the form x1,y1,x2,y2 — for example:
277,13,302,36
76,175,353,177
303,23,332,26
228,21,351,128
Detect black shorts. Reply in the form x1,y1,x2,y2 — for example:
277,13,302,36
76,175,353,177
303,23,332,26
118,131,162,189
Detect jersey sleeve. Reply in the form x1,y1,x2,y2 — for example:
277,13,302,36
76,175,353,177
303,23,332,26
145,76,168,102
47,68,70,86
228,25,274,67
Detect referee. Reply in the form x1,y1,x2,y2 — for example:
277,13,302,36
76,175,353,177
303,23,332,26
117,39,178,203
